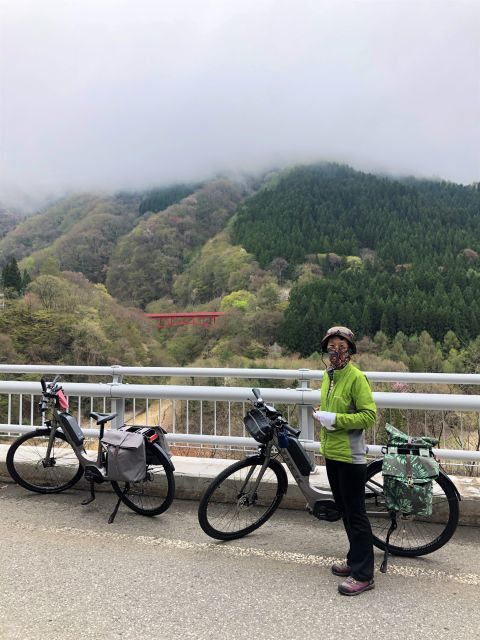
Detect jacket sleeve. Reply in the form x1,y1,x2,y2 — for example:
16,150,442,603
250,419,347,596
334,374,376,431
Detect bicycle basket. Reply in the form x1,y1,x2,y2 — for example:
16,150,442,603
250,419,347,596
244,408,272,444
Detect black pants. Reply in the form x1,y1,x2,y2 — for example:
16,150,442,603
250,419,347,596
326,459,374,581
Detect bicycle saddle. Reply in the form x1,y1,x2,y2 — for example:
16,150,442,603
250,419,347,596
90,411,118,425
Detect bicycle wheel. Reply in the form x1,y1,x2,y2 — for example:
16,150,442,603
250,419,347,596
198,456,288,541
6,429,83,493
111,443,175,516
365,459,459,556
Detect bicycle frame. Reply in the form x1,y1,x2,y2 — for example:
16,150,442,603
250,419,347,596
43,406,108,474
249,432,340,517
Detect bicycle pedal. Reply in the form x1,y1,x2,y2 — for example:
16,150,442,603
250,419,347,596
311,499,343,522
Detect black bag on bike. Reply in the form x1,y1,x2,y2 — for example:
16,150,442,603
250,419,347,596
124,425,172,461
58,412,85,447
244,408,272,443
102,428,147,482
286,436,312,476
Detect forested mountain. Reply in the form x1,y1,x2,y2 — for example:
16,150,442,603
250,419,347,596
1,163,480,371
228,164,480,354
0,185,196,284
105,179,250,307
0,193,142,282
231,164,480,270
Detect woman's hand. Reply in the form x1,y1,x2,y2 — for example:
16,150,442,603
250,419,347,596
312,410,337,431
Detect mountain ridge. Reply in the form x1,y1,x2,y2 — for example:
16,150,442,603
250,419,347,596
1,162,479,367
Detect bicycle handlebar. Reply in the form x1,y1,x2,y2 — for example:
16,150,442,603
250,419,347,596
285,423,301,436
250,387,302,438
39,376,63,413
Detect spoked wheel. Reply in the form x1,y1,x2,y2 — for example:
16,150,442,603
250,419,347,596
365,459,460,556
197,456,288,540
111,444,175,517
6,429,83,493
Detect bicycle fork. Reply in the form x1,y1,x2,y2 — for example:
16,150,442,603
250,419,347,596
41,422,59,467
237,448,275,507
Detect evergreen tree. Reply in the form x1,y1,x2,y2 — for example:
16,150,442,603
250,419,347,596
21,269,31,291
1,257,22,296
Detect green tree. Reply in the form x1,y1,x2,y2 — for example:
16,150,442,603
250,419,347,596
21,269,31,291
2,257,22,296
443,330,460,353
166,334,204,366
27,275,78,312
220,290,255,312
409,331,443,372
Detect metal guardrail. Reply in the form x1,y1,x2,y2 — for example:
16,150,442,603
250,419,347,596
0,365,479,463
0,363,480,384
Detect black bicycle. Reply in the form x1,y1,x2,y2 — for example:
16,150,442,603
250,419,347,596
198,388,460,558
6,376,175,521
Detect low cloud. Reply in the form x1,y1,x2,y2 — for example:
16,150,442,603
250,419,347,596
0,0,479,207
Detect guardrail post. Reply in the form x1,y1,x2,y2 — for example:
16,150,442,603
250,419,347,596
110,366,125,429
298,370,316,469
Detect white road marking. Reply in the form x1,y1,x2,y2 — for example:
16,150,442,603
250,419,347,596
10,522,480,586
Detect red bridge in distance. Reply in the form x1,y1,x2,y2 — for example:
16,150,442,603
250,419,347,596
145,312,226,329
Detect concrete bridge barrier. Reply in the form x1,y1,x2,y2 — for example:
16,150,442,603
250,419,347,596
1,447,479,526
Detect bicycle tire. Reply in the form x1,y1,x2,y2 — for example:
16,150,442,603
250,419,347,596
6,429,83,493
111,443,175,517
365,459,459,556
198,456,288,541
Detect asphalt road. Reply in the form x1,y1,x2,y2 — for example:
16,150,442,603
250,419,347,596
0,482,479,640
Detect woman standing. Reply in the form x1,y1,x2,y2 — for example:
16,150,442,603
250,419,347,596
313,326,377,596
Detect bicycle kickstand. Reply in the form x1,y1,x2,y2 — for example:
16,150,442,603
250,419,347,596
81,481,96,506
108,484,129,524
380,513,397,573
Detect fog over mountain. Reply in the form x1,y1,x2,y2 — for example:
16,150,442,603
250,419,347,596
0,0,479,208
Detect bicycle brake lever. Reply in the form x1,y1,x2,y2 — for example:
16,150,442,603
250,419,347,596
38,400,48,413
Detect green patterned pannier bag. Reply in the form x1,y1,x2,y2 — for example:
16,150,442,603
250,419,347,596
382,423,439,517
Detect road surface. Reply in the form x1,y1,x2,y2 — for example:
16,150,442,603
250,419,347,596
0,482,478,640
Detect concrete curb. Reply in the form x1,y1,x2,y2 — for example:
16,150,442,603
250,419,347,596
1,445,479,525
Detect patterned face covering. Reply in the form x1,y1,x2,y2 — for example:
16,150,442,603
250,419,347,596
327,347,351,370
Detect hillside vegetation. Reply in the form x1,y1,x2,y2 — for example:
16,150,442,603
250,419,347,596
106,179,249,307
0,272,168,366
232,164,480,269
0,206,24,241
0,163,479,373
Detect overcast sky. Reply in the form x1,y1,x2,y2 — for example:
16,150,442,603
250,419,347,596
0,0,479,206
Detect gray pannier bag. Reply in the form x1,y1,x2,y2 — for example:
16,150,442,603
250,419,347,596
127,425,172,459
102,428,147,483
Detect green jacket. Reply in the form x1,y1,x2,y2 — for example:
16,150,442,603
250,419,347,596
319,363,376,464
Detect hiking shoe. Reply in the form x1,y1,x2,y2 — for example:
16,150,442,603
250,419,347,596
338,576,375,596
331,562,351,577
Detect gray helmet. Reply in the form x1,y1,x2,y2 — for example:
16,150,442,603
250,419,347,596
321,326,356,354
